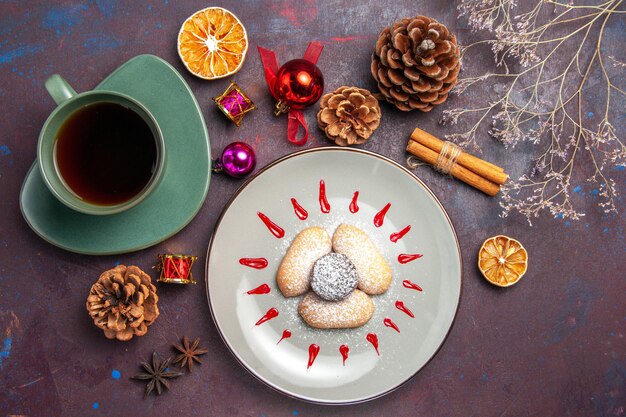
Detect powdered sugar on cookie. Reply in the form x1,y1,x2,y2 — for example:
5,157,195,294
332,224,393,294
311,253,359,301
277,227,332,297
298,290,375,329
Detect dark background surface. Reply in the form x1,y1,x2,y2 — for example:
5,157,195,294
0,1,624,416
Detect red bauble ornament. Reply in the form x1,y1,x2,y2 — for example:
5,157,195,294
258,42,324,145
272,59,324,115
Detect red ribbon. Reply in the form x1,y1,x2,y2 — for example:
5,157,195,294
258,42,324,146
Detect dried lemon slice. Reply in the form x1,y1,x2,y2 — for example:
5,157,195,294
177,7,248,80
478,235,528,287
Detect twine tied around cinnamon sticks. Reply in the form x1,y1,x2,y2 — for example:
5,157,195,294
434,141,462,175
406,127,508,196
408,141,463,174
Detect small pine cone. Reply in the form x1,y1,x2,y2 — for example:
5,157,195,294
86,265,159,341
371,16,460,112
317,86,381,146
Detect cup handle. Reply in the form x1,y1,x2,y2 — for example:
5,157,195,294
45,74,77,105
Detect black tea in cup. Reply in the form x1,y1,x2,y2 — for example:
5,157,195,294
54,102,158,206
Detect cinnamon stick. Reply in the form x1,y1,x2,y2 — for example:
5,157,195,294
410,127,508,185
406,140,501,196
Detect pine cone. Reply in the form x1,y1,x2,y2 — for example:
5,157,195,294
317,86,381,146
371,16,460,112
86,265,159,341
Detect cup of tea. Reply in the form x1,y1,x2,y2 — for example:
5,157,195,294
38,75,166,215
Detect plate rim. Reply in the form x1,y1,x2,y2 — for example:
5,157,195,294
205,146,463,405
19,54,211,255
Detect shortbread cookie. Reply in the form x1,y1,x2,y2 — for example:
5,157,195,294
277,227,332,297
332,224,392,294
311,253,358,301
298,290,374,329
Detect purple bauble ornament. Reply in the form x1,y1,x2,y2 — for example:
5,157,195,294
213,142,256,178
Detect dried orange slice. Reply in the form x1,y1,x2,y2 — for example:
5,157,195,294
478,235,528,287
177,7,248,80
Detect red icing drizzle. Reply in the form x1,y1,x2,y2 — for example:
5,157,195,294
255,308,279,326
339,344,349,366
384,318,400,333
257,212,285,238
277,329,292,345
402,280,423,292
398,253,423,264
319,180,330,213
290,198,308,220
246,284,271,295
239,258,268,269
373,202,391,227
395,300,415,318
390,225,411,243
366,333,380,355
307,344,320,369
349,191,360,213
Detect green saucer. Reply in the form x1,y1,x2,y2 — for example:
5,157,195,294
20,55,210,255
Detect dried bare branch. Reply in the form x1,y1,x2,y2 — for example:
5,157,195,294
445,0,625,224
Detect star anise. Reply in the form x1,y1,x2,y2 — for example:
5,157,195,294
172,336,208,372
132,352,183,398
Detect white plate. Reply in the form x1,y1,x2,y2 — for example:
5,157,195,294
206,148,462,404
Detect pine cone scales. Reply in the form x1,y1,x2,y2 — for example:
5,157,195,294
317,86,381,146
86,265,159,341
371,16,460,112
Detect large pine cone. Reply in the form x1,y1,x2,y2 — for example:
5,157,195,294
86,265,159,341
371,16,460,112
317,86,381,146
